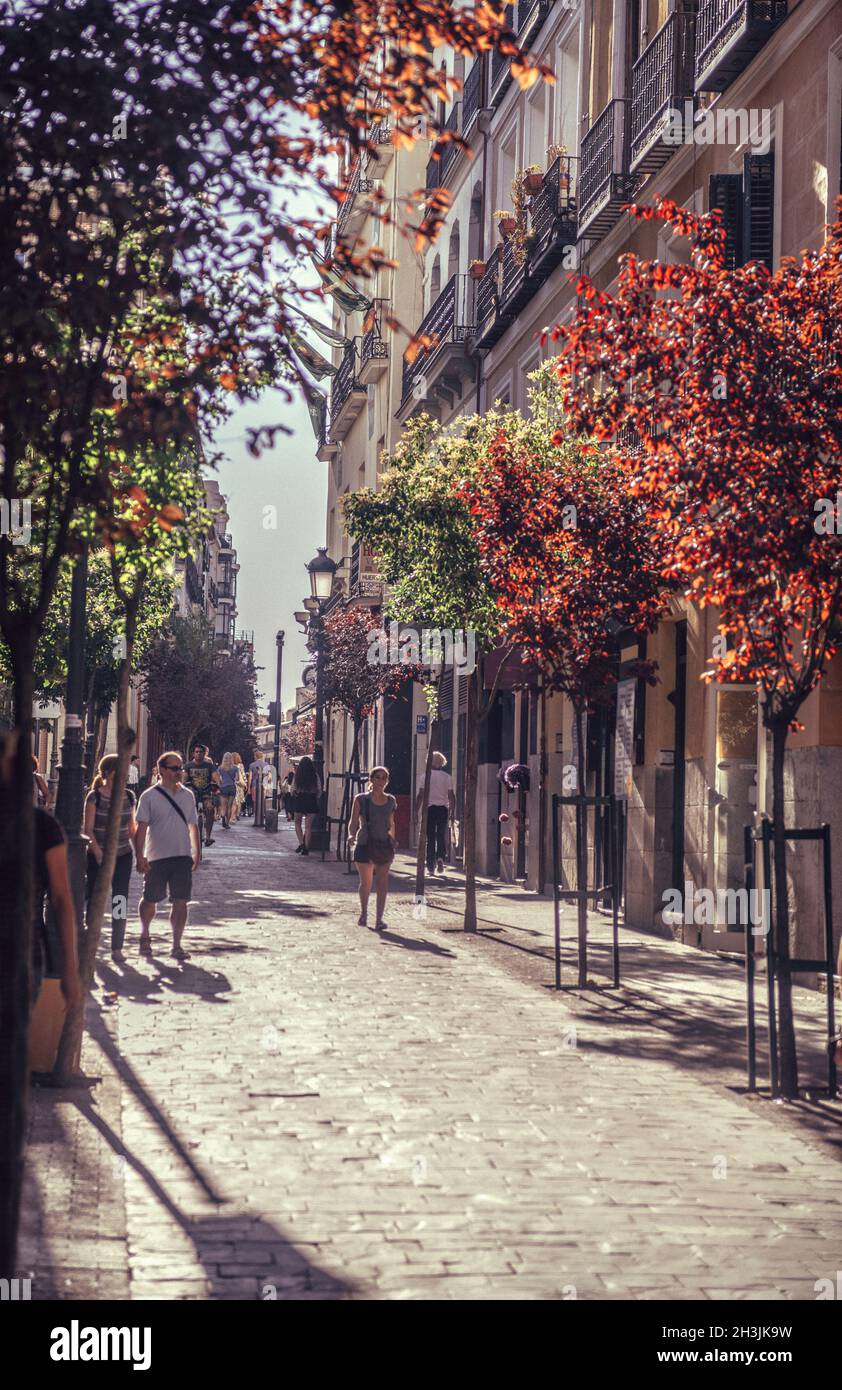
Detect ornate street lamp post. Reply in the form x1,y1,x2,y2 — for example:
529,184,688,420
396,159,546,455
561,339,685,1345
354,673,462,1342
305,547,337,852
272,629,284,810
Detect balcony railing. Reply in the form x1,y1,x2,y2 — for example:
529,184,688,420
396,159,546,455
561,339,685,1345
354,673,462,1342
475,157,577,352
530,153,578,265
360,302,389,384
400,274,475,404
630,8,697,174
578,98,632,240
327,342,367,438
516,0,555,46
462,59,482,135
336,156,374,238
695,0,788,93
490,4,515,106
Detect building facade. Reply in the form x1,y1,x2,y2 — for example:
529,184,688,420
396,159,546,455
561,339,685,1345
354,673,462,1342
317,0,842,976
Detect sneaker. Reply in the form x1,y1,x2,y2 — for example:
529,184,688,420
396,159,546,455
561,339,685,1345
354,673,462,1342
295,844,304,854
436,858,445,874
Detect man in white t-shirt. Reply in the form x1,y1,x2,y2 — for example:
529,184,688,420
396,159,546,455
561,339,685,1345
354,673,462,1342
416,750,456,874
127,754,140,788
135,750,200,961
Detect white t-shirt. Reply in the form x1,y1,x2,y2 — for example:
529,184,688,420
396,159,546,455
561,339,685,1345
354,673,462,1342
127,764,139,786
428,769,454,808
136,783,198,861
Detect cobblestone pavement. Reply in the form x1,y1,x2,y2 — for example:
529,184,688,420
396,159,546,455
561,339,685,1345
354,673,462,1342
22,821,842,1301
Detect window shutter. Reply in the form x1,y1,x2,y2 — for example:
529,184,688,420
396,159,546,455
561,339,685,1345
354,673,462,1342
742,151,775,271
708,172,743,270
439,668,453,720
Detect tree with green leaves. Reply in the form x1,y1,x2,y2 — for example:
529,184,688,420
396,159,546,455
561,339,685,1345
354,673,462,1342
343,411,512,929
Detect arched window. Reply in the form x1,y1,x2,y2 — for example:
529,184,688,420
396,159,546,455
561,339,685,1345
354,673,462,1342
447,221,461,283
468,183,483,263
430,253,441,305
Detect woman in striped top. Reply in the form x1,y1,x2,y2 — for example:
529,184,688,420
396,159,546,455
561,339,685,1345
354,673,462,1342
84,754,138,961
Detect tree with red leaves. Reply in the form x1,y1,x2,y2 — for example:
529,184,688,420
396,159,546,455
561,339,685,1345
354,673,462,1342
549,198,842,1095
283,715,315,760
461,369,668,985
322,606,408,844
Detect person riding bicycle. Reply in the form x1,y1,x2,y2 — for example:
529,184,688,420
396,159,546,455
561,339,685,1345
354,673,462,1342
183,743,219,847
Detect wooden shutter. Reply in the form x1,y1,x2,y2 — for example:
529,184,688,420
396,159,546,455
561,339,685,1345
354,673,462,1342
708,172,743,270
742,151,775,271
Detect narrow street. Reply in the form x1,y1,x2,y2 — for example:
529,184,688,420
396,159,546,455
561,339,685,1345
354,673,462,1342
22,820,842,1301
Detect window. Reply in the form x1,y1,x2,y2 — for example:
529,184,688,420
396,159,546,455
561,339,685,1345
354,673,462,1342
709,152,775,271
430,253,441,304
447,220,461,283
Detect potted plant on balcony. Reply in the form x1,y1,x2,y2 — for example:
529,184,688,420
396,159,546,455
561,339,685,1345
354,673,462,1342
522,164,543,196
469,258,487,280
509,173,532,267
547,142,570,188
494,209,517,239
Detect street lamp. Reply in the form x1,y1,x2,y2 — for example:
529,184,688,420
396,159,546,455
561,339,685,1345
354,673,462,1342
272,629,284,810
304,547,338,851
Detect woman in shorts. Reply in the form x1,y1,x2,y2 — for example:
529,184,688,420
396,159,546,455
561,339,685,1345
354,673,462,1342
348,766,396,930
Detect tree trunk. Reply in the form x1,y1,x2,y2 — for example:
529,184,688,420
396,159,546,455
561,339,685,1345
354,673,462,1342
575,703,588,988
770,715,798,1098
53,608,138,1083
537,682,547,895
94,709,110,768
0,633,37,1277
463,666,480,932
415,726,437,904
338,717,360,860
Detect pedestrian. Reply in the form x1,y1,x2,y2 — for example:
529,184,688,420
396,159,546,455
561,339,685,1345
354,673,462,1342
248,750,265,820
0,729,82,1013
348,766,396,930
183,742,218,846
231,751,247,821
127,753,140,790
135,750,201,961
415,750,455,875
32,754,49,808
83,754,137,962
291,754,321,855
218,751,238,829
282,766,295,821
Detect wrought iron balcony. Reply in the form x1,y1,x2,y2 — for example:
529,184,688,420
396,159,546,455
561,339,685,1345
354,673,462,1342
336,156,375,240
490,4,515,107
578,98,634,241
695,0,788,93
516,0,555,47
529,153,578,274
399,274,476,414
630,7,697,175
360,317,389,385
462,58,483,136
316,417,340,462
330,343,366,438
475,156,577,352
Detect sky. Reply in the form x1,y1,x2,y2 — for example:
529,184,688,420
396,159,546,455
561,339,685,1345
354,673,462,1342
214,390,328,719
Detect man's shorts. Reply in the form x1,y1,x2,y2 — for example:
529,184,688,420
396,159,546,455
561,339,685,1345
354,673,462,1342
143,856,193,905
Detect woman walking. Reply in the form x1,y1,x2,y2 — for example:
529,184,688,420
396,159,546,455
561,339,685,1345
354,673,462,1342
348,766,396,930
218,752,238,829
291,754,321,855
83,754,138,961
231,751,247,822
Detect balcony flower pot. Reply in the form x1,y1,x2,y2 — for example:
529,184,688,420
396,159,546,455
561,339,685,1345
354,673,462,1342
523,170,543,196
469,259,487,280
497,216,517,239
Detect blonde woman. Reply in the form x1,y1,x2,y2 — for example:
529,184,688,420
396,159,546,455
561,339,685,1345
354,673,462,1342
348,766,396,930
218,752,238,829
231,751,247,821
